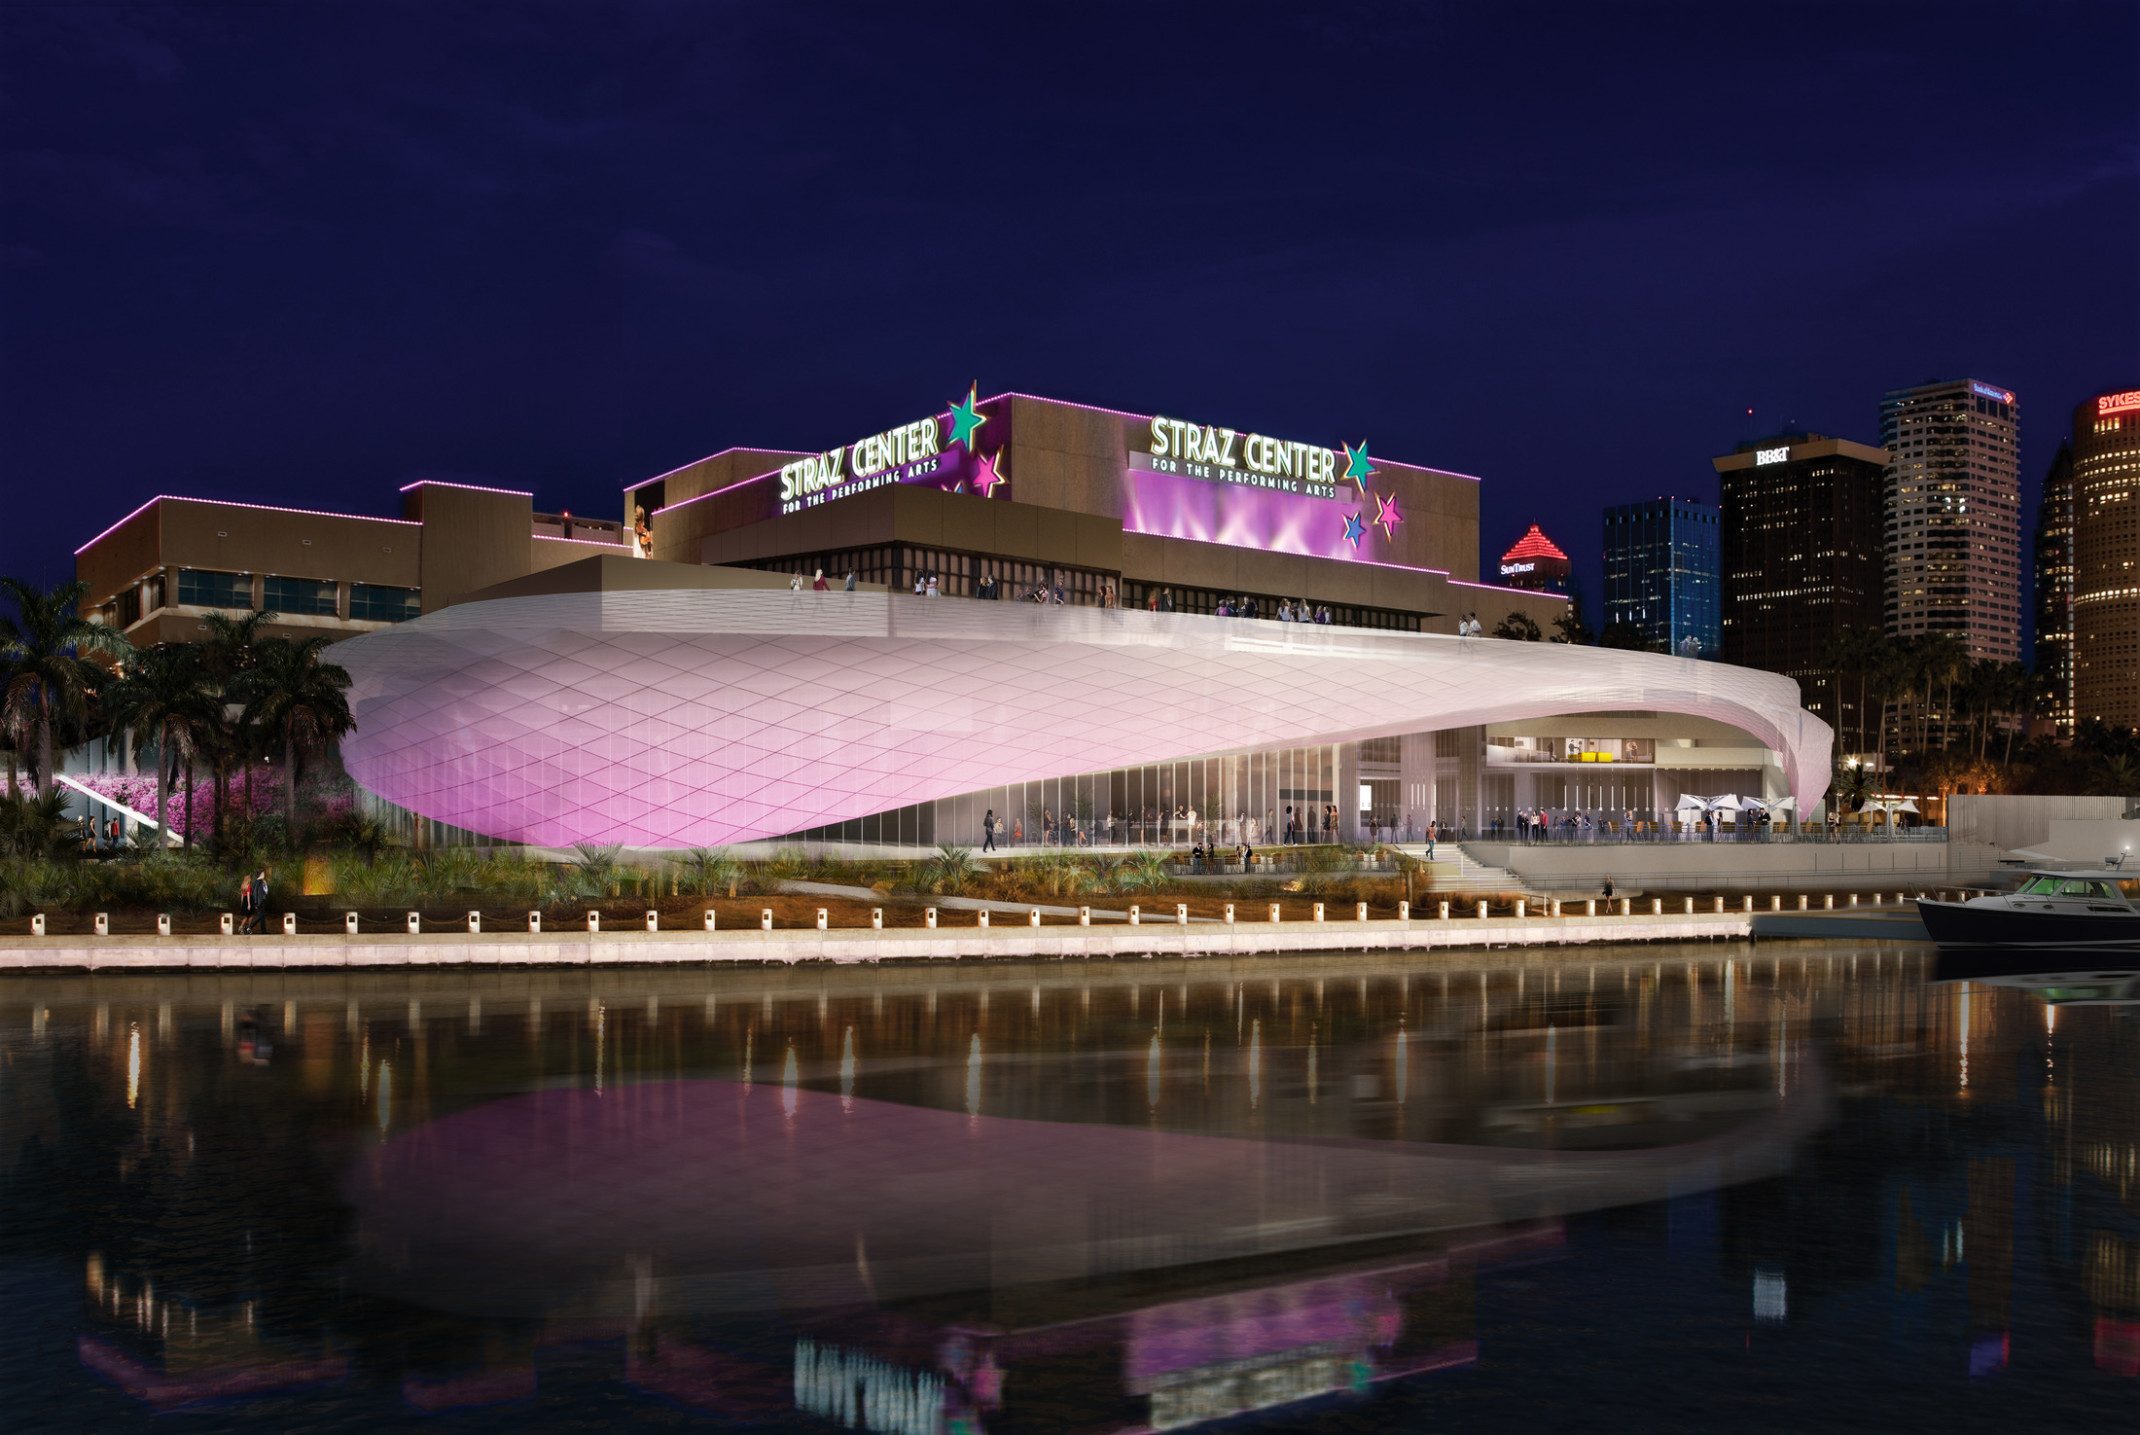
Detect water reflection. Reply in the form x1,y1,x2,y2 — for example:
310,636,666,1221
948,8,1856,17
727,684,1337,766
1,942,2134,1428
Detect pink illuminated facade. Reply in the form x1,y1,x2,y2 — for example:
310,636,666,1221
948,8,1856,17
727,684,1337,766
335,586,1832,850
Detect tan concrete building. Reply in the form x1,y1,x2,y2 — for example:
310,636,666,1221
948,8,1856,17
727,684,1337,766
626,391,1564,635
75,483,629,647
75,390,1564,652
2072,387,2140,728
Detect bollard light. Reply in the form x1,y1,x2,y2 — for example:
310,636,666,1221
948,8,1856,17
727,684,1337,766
816,908,829,931
872,908,883,930
1128,906,1138,926
282,912,296,935
529,911,542,933
1797,895,1808,911
1438,901,1450,919
1823,894,1834,910
1684,897,1694,915
1848,893,1859,907
1477,901,1488,919
1176,904,1188,926
1742,896,1753,913
157,913,171,937
1269,903,1281,923
1030,908,1041,928
1313,903,1325,923
1586,899,1597,916
345,911,359,935
469,911,482,934
979,909,991,928
925,908,937,929
94,913,109,936
760,908,774,931
31,914,45,937
1770,895,1782,912
1550,899,1562,917
1714,897,1724,914
1356,901,1368,922
1082,907,1093,927
407,912,420,934
1515,900,1526,919
1651,898,1662,915
588,911,601,933
1399,900,1410,921
1619,898,1630,916
220,913,234,935
646,910,659,932
702,909,716,932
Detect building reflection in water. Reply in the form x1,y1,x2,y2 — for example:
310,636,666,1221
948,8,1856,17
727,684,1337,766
1,941,2133,1427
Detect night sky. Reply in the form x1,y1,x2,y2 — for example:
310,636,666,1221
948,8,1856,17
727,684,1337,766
4,2,2135,652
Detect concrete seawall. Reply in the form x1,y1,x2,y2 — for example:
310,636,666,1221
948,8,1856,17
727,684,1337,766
0,911,1758,971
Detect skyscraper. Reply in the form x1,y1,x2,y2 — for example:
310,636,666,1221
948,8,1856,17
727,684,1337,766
1714,433,1885,744
2033,439,2076,738
1880,378,2022,662
1602,497,1720,657
2073,387,2140,729
1496,525,1572,594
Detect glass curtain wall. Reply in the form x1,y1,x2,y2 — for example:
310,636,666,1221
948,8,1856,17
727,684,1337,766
776,744,1345,849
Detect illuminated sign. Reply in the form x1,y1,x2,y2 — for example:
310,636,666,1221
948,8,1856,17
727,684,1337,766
1500,561,1536,576
1138,415,1347,499
1754,446,1789,465
2099,390,2140,416
778,416,944,507
1970,381,2014,403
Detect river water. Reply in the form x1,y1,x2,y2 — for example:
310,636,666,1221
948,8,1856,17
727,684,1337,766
0,940,2132,1432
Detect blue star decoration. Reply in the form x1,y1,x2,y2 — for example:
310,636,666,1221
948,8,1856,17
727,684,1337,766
1342,511,1367,549
1342,441,1376,493
946,384,987,451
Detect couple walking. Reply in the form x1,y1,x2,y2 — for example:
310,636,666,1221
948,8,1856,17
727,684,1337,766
236,868,275,935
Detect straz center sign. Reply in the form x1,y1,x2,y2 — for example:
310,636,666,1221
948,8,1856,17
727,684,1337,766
1133,416,1343,499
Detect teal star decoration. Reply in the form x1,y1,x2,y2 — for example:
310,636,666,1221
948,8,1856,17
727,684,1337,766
946,384,987,451
1342,511,1367,549
1342,440,1376,491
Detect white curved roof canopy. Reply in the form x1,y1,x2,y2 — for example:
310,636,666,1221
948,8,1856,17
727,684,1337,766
334,590,1833,848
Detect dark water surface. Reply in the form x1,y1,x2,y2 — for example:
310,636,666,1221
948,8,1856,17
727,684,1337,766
1,941,2133,1432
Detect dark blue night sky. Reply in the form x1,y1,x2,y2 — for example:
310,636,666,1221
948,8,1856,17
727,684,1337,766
3,2,2135,649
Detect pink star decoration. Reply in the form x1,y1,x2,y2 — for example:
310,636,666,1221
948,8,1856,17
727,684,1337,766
973,449,1007,497
1374,491,1402,539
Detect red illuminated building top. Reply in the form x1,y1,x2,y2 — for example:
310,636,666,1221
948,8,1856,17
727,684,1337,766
1501,525,1569,564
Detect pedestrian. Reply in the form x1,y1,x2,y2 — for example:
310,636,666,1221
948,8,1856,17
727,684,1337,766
926,574,941,598
982,808,997,853
633,506,652,558
789,572,805,592
812,568,829,591
249,869,272,934
914,573,926,596
1602,876,1615,900
844,571,856,591
237,871,254,934
1160,589,1174,612
1426,820,1437,860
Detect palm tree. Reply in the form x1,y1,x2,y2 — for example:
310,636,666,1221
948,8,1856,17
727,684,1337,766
233,636,354,832
200,608,278,843
0,578,134,799
101,644,219,847
1492,612,1543,641
1865,633,1908,772
1921,633,1970,753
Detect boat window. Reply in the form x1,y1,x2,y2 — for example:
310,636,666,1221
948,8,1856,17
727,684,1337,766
2059,881,2100,897
2020,878,2062,894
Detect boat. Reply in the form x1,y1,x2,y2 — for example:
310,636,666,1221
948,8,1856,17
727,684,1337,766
1916,860,2140,951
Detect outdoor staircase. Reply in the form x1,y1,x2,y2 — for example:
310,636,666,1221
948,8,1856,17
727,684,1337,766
1389,844,1548,901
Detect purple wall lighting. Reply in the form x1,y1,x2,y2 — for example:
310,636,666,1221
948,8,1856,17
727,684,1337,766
1121,466,1400,564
